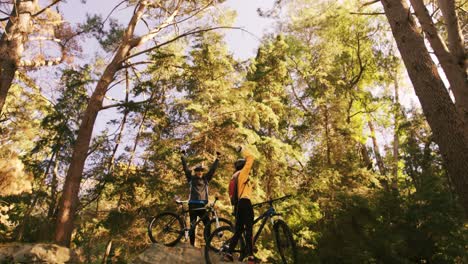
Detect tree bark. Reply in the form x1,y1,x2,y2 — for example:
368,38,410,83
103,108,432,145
380,0,468,216
368,119,386,176
410,0,468,138
437,0,466,71
48,154,60,218
360,143,373,170
0,0,36,114
323,104,332,166
392,74,400,190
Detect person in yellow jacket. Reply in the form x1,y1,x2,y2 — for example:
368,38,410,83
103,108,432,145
224,146,256,264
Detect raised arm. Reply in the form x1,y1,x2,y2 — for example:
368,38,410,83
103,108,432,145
238,148,254,185
181,155,191,182
205,155,220,182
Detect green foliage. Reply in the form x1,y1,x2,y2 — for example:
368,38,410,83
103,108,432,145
79,15,124,52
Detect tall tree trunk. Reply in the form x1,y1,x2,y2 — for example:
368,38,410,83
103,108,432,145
0,0,36,114
323,104,332,166
381,0,468,216
17,149,55,241
392,74,400,190
409,0,468,137
48,154,60,218
368,119,386,176
437,0,466,71
360,143,373,170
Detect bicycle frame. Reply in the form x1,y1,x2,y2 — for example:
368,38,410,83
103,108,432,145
243,195,292,247
176,199,220,238
252,205,280,245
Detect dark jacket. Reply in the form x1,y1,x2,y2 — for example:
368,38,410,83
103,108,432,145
181,156,219,204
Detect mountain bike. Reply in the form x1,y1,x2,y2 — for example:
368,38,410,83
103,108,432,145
204,195,297,264
148,197,233,247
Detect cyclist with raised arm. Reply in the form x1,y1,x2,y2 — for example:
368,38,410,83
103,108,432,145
224,145,256,264
181,150,220,246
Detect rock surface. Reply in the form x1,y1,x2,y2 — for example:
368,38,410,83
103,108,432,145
0,243,81,263
133,243,246,264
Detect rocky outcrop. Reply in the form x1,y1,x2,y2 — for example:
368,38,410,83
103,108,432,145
133,243,246,264
0,243,81,263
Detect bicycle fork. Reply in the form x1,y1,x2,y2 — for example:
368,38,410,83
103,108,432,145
213,211,221,228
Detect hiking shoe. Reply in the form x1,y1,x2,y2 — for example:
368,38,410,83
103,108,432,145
222,252,234,262
247,256,261,263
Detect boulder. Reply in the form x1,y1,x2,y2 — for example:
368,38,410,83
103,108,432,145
133,243,246,264
0,243,81,263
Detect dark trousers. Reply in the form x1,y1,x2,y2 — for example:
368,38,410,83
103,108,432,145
228,198,254,257
189,203,209,246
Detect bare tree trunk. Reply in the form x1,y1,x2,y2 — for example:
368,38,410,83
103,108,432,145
323,104,332,166
410,0,468,137
392,74,400,190
0,0,36,114
0,62,16,114
48,154,60,218
381,0,468,216
360,143,373,170
437,0,466,71
102,239,113,264
368,119,386,175
17,149,55,241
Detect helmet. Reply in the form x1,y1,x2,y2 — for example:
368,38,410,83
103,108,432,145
194,165,205,172
234,159,246,171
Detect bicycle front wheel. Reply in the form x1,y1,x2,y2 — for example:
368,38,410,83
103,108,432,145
273,219,297,264
148,212,184,246
204,225,244,264
204,217,233,244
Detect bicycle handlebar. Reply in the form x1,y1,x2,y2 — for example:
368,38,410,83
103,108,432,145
252,194,292,208
175,200,189,205
175,197,219,208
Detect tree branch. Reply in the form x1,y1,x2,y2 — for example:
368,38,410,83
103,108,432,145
122,26,243,63
100,99,151,111
33,0,62,17
350,12,385,15
129,0,181,47
362,0,380,7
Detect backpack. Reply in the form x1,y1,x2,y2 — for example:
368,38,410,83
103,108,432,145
229,171,241,207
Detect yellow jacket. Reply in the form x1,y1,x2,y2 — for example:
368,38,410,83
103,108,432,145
237,148,254,200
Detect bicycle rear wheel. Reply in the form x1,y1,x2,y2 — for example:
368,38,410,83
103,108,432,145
148,212,184,246
204,226,244,264
273,220,297,264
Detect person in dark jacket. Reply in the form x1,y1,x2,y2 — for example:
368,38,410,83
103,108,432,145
181,150,220,246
